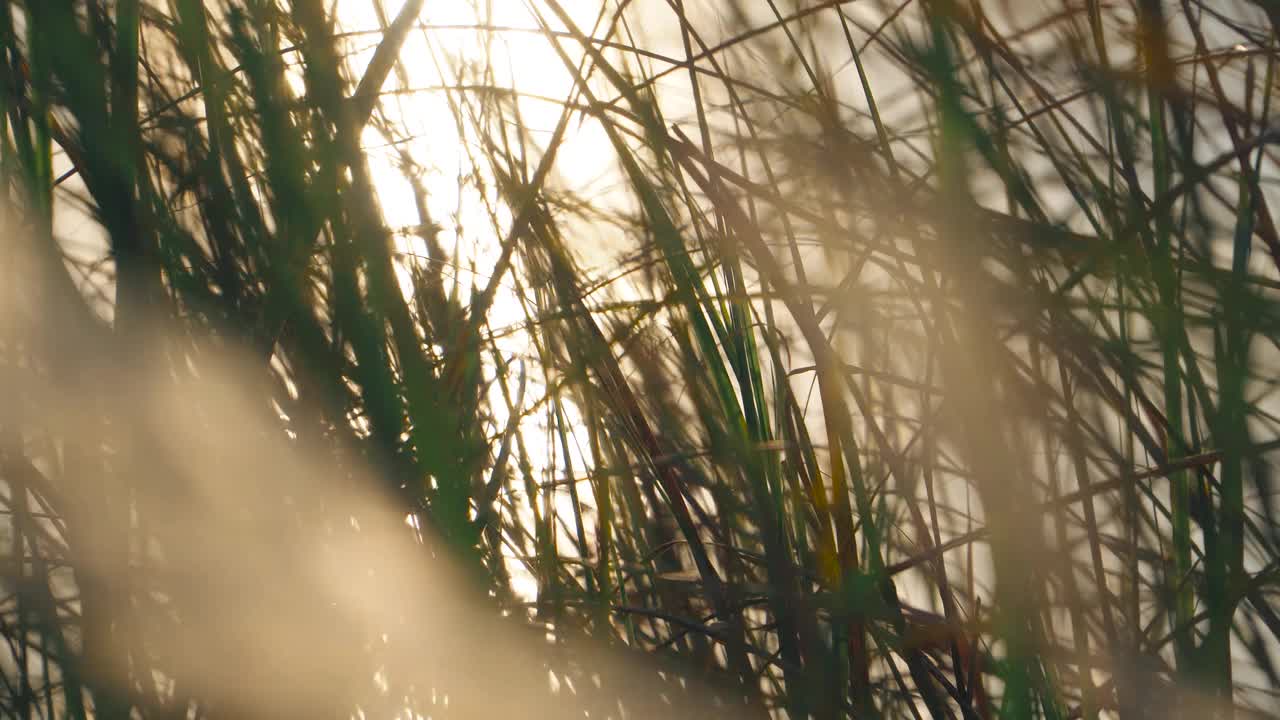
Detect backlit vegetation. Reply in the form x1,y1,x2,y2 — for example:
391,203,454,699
0,1,1278,718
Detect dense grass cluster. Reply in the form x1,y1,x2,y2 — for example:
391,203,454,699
0,0,1278,717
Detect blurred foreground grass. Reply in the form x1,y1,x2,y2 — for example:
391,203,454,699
1,1,1279,718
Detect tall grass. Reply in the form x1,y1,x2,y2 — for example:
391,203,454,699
0,0,1278,717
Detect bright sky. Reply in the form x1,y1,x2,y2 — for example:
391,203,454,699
329,1,639,599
